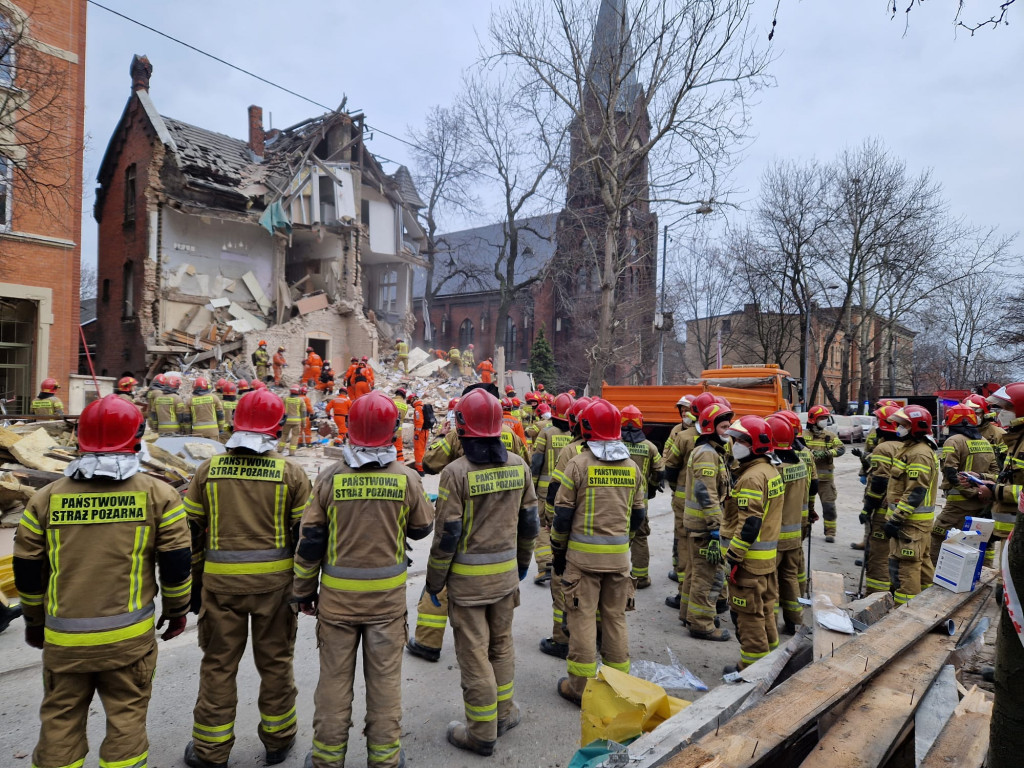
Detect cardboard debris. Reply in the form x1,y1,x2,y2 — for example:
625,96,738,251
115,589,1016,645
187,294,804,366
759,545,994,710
295,293,330,315
10,429,66,473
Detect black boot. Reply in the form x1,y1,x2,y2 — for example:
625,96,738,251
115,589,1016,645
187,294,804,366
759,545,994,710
184,741,227,768
406,638,441,662
665,594,681,609
539,637,569,659
265,737,295,765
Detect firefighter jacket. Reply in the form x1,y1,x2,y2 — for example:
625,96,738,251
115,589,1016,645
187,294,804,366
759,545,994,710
283,395,307,425
14,473,191,671
776,453,810,552
294,460,432,623
253,348,270,369
396,340,409,358
552,449,646,574
189,392,225,433
31,394,65,418
221,397,237,431
979,420,1007,466
940,430,998,513
802,425,845,477
865,428,879,454
426,453,539,605
502,414,528,446
723,457,784,576
150,392,186,432
797,444,819,509
448,347,461,363
885,439,940,534
531,424,572,501
184,451,312,595
624,436,664,506
462,348,475,367
394,397,409,422
664,425,699,492
992,425,1024,538
862,438,901,519
682,439,730,535
424,426,529,474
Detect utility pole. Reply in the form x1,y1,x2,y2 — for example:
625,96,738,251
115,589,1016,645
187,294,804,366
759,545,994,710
802,299,811,411
657,225,668,385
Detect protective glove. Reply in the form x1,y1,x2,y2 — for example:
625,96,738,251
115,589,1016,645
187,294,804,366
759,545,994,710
859,475,867,486
518,567,529,581
851,448,863,458
189,580,203,615
808,509,820,524
552,549,567,577
883,520,902,540
427,590,442,608
292,593,318,616
703,537,724,566
25,625,44,649
813,450,830,461
858,511,869,525
157,614,187,641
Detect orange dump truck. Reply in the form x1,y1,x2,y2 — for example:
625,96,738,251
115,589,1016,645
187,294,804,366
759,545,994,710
603,365,798,446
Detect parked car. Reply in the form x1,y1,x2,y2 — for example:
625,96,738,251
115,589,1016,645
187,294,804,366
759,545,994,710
833,415,870,443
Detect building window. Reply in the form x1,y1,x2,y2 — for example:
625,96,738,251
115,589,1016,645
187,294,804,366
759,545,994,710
0,154,10,230
505,317,517,359
102,278,110,303
459,318,474,350
377,269,397,315
0,16,15,89
721,318,731,334
124,164,136,223
122,261,134,318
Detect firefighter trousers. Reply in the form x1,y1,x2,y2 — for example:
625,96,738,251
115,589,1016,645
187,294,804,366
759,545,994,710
279,423,303,452
685,535,726,633
414,585,448,650
866,517,891,594
192,587,298,764
889,528,932,605
550,562,569,644
676,531,696,624
775,547,804,625
449,591,519,744
563,563,633,698
33,645,157,768
730,565,774,669
630,517,651,581
310,615,406,768
414,430,428,472
817,474,838,537
533,505,552,573
671,497,686,580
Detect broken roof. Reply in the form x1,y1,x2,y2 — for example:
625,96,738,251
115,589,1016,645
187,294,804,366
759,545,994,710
161,117,256,193
391,166,425,210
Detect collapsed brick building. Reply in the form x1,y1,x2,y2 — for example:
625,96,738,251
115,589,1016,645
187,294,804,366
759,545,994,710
93,55,427,380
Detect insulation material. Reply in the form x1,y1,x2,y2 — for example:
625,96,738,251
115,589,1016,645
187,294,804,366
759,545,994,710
242,271,272,314
227,302,267,332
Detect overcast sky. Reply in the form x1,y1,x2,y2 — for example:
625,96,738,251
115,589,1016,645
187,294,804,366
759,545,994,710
80,1,1023,268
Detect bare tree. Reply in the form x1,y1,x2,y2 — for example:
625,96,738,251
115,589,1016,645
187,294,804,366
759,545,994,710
80,262,97,300
488,0,771,393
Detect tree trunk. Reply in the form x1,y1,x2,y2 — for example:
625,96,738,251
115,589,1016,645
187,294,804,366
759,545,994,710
990,521,1024,768
588,214,620,395
494,297,512,359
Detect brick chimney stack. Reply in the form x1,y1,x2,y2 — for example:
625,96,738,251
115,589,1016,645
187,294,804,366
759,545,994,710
130,54,152,92
248,105,265,160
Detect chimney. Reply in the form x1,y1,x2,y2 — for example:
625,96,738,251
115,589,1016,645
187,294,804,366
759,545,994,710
130,54,153,93
248,105,265,160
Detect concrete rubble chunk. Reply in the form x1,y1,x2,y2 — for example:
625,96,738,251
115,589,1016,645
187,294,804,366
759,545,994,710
10,429,66,473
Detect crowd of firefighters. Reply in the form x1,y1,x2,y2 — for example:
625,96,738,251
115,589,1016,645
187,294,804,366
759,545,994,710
16,364,1024,767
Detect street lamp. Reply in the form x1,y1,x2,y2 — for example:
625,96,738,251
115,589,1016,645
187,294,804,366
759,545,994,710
802,284,839,411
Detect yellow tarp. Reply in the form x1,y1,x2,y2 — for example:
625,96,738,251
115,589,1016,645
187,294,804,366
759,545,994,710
580,666,690,745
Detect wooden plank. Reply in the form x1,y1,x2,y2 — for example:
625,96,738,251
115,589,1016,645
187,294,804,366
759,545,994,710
914,665,958,766
918,686,991,768
812,571,851,663
174,305,201,332
844,592,895,627
661,575,995,768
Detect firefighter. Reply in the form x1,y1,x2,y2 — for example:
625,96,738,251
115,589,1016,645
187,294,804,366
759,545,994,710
981,385,1024,567
664,392,717,610
14,395,192,768
552,399,645,704
362,355,375,388
856,405,902,595
965,393,1008,469
182,387,311,768
501,397,529,446
621,405,664,590
300,386,314,447
767,412,811,634
303,347,323,387
220,381,239,437
883,405,939,605
448,345,462,374
666,393,695,443
277,386,307,455
680,401,734,641
149,376,187,436
343,358,359,389
722,415,784,672
272,346,287,386
146,373,168,416
477,357,495,384
412,394,428,475
849,398,901,550
396,338,409,373
325,385,352,442
317,361,335,394
236,379,251,397
425,388,539,755
351,359,372,400
31,377,64,418
116,376,140,408
188,377,226,441
803,404,845,542
445,398,460,432
462,343,475,377
253,340,271,382
778,409,818,597
530,392,575,586
393,388,409,462
293,391,433,768
930,403,998,567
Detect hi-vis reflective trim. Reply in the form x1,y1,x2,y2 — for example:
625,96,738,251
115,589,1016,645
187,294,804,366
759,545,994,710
313,739,348,763
417,613,447,628
452,549,517,576
209,455,285,482
865,577,891,591
603,659,630,673
49,492,146,525
129,526,149,611
967,439,992,454
500,431,515,450
207,547,291,563
587,465,636,487
160,505,186,528
98,750,149,768
37,759,84,768
45,615,155,647
183,497,204,515
568,534,629,554
767,475,785,499
333,472,407,501
465,700,497,722
322,562,407,591
19,508,42,534
260,706,297,734
552,469,574,491
193,721,235,744
684,502,721,517
468,465,525,496
368,740,401,764
19,591,43,607
47,528,61,616
204,550,293,575
46,603,154,633
779,523,802,540
745,539,778,560
568,659,597,677
497,680,514,701
162,578,193,599
741,648,769,665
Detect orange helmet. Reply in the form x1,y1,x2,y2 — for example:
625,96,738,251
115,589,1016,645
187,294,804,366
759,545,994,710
116,376,138,393
258,340,267,347
621,404,643,429
807,404,831,425
944,403,980,428
41,377,60,393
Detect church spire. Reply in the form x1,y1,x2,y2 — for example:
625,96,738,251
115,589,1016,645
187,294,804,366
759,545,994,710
588,0,640,111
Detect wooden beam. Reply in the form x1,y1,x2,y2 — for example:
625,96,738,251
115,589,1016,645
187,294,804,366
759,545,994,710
918,686,991,768
914,665,958,766
661,575,995,768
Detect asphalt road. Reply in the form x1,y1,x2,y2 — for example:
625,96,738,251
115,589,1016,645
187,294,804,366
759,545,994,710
0,449,873,768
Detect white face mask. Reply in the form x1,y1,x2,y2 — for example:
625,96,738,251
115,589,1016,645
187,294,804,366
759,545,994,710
895,425,910,438
732,442,751,461
997,409,1015,427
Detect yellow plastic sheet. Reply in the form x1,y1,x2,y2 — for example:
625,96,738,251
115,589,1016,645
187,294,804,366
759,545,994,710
580,666,690,745
0,554,16,599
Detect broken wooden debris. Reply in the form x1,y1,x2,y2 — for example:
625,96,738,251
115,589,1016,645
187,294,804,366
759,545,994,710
918,685,991,768
914,665,958,767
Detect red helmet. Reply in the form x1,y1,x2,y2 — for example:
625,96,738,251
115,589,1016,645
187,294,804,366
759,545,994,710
765,413,795,450
468,343,474,349
222,381,238,396
775,409,803,435
944,403,980,428
727,415,774,456
349,391,400,447
505,385,515,394
361,356,369,362
690,392,718,418
526,392,540,404
336,385,347,394
891,405,933,437
448,398,459,410
874,404,901,433
807,404,831,425
501,397,514,412
553,393,574,420
251,380,267,390
962,393,991,418
215,378,227,392
988,384,1024,418
193,377,210,392
289,385,302,395
233,389,285,437
306,347,314,353
567,396,593,428
300,386,309,395
153,374,169,388
536,403,551,417
456,389,503,438
511,397,521,408
675,393,693,411
715,395,733,409
621,404,643,429
236,379,249,391
877,398,900,409
117,376,137,393
537,383,546,391
78,395,144,453
41,377,60,393
697,402,734,436
580,399,621,442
